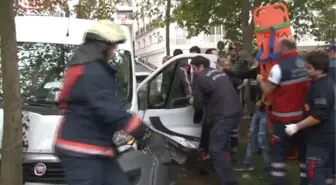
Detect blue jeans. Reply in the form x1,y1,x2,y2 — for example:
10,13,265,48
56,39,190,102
243,110,270,168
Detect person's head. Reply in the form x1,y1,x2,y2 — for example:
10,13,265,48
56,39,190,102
277,38,297,55
173,49,183,56
189,46,201,53
205,48,216,54
190,56,210,73
305,51,329,79
162,56,172,64
229,45,238,58
327,44,336,60
217,58,231,71
84,20,126,61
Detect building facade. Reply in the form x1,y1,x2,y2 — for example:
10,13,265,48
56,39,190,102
132,0,225,67
134,23,224,67
111,0,133,20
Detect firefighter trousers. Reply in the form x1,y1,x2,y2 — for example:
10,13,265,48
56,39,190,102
306,143,335,185
209,115,241,185
60,154,131,185
229,124,239,156
270,122,307,185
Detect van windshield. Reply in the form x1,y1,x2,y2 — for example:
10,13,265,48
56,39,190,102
0,42,132,106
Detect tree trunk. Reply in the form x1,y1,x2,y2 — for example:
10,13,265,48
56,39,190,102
0,0,23,185
165,0,171,56
241,0,253,56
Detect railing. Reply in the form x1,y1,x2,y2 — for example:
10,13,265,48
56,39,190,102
170,34,223,46
136,59,158,71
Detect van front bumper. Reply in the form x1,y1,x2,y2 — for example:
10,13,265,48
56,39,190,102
23,151,170,185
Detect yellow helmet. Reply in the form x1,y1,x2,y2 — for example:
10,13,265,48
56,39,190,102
85,20,126,44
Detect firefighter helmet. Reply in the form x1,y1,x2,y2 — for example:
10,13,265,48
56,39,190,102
85,20,126,44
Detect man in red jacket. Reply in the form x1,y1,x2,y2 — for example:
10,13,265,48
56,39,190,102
257,38,309,185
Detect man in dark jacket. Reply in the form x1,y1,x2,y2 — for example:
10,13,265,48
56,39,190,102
162,53,192,100
328,45,336,176
229,45,251,73
285,51,335,185
327,45,336,83
54,20,146,185
229,45,252,112
190,56,243,185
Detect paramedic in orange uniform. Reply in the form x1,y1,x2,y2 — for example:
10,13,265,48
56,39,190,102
257,38,309,185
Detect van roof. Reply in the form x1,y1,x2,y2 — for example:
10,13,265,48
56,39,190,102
15,16,132,50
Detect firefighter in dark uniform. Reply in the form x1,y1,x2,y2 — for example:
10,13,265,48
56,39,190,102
54,20,147,185
190,56,243,185
285,51,335,185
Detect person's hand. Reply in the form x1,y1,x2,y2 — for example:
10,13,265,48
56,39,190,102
285,124,299,136
189,96,194,104
242,79,249,85
256,74,264,82
255,101,262,109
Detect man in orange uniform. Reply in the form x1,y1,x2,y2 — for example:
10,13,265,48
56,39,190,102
257,38,309,185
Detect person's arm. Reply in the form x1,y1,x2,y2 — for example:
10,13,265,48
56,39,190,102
179,68,192,97
285,85,331,136
237,79,249,90
83,73,145,137
192,76,213,110
192,78,204,110
257,64,281,95
298,89,330,129
225,67,258,79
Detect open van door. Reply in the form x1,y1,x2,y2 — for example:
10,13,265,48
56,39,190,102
136,54,218,150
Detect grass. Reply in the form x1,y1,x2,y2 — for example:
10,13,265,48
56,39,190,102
176,118,303,185
235,118,300,185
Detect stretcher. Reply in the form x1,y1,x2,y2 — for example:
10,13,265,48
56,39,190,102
253,3,298,160
253,3,292,77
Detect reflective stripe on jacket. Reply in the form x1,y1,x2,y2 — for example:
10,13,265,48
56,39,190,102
269,51,310,122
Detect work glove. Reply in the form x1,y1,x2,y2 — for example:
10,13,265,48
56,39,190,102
285,124,299,136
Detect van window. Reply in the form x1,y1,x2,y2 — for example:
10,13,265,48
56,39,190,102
136,75,148,85
147,58,192,109
148,62,176,108
0,42,132,105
